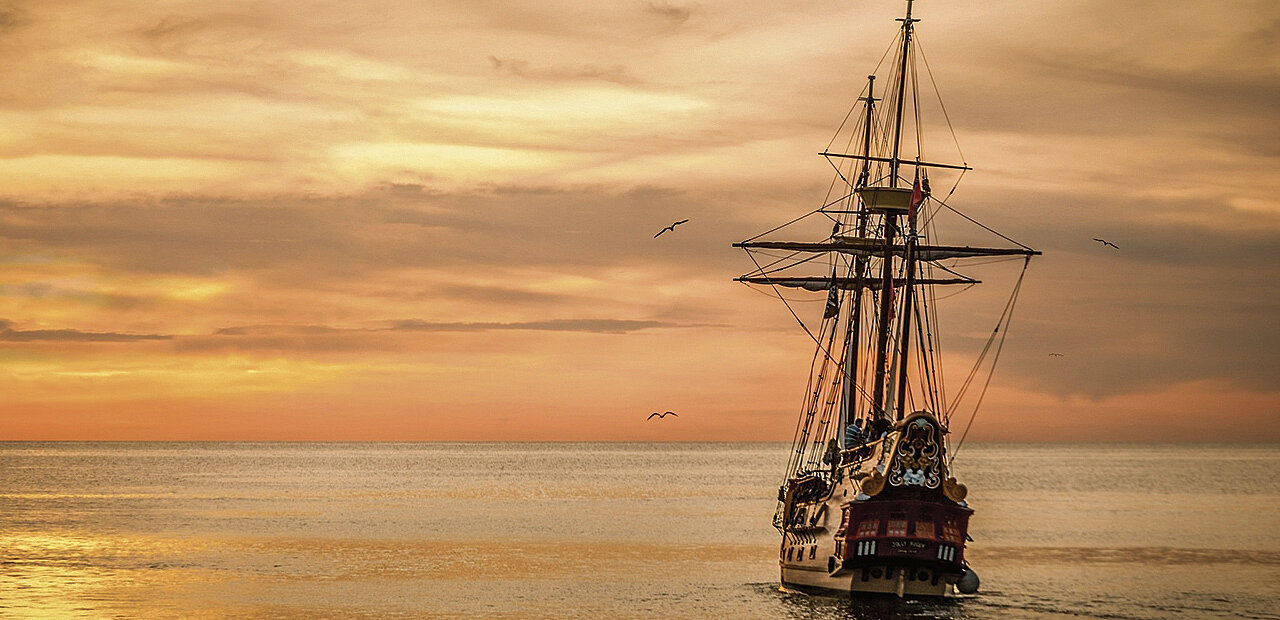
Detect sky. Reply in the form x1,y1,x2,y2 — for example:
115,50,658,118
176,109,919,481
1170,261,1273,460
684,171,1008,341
0,0,1276,441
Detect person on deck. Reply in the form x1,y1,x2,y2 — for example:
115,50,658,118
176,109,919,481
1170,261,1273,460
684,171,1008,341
869,416,891,440
844,419,866,446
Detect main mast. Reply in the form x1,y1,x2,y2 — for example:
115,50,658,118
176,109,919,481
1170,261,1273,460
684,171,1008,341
888,0,915,190
892,1,922,421
871,0,916,421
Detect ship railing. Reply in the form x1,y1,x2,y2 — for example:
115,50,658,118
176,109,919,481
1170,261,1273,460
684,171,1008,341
839,436,886,466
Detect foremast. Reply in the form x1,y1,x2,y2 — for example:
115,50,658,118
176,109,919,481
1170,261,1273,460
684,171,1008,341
837,73,876,447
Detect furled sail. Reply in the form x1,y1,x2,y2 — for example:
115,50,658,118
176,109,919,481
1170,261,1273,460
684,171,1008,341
733,275,978,290
734,237,1039,261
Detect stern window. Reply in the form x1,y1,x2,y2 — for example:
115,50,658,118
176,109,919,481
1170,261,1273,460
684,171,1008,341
941,519,961,543
887,519,908,536
856,520,879,538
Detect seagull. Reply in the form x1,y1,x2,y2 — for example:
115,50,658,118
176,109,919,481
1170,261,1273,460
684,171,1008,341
647,411,679,420
1049,353,1064,357
1092,238,1119,249
654,219,689,238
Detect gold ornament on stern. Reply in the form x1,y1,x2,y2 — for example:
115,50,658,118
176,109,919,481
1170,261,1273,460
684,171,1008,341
943,477,968,502
860,470,886,496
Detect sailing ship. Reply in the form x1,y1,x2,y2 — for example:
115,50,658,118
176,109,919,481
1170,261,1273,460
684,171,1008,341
736,0,1038,598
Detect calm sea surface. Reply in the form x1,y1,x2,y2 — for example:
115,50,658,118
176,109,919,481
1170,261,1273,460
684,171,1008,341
1,442,1277,619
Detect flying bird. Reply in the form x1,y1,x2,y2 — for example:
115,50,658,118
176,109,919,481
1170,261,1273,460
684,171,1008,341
654,219,689,238
1092,238,1119,249
1049,353,1064,357
647,411,679,420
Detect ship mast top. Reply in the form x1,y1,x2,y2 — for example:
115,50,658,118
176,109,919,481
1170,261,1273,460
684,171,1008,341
888,0,918,189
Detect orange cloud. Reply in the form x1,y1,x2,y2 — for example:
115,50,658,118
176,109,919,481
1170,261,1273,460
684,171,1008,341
0,0,1275,440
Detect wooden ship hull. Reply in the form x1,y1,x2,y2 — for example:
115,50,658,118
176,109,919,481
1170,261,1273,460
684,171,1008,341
777,413,974,597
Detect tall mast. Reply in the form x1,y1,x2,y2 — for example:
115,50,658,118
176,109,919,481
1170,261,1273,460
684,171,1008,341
891,1,919,421
888,0,916,190
895,175,920,421
855,75,877,191
839,74,877,446
871,0,916,420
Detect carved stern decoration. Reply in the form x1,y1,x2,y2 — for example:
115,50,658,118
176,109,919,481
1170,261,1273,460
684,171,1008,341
888,414,945,490
831,412,974,595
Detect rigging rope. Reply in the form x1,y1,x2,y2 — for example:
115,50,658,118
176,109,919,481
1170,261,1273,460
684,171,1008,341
947,257,1030,466
792,307,842,476
944,203,1035,251
825,34,898,153
921,220,948,409
743,208,823,244
913,293,940,414
746,250,828,277
914,32,968,167
744,252,849,379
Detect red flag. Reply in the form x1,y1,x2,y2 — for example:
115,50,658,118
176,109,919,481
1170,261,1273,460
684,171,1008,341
909,168,924,230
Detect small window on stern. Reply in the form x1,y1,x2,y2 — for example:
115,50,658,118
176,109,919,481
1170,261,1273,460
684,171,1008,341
914,521,935,539
941,519,962,543
887,519,908,537
856,520,879,538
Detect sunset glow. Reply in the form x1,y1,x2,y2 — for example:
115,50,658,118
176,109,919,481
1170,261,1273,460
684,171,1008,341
0,0,1276,441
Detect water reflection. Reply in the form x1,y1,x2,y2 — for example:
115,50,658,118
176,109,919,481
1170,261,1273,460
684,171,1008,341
2,443,1277,618
3,532,124,617
766,585,977,620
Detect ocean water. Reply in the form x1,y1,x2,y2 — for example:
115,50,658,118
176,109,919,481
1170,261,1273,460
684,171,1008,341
1,442,1277,619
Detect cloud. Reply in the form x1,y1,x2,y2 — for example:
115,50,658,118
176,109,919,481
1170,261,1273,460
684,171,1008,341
212,325,346,337
434,284,580,306
167,318,685,353
0,0,1276,439
488,56,641,85
384,318,671,334
0,7,29,33
0,315,682,353
0,180,753,281
0,319,170,342
644,2,695,25
215,318,672,336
